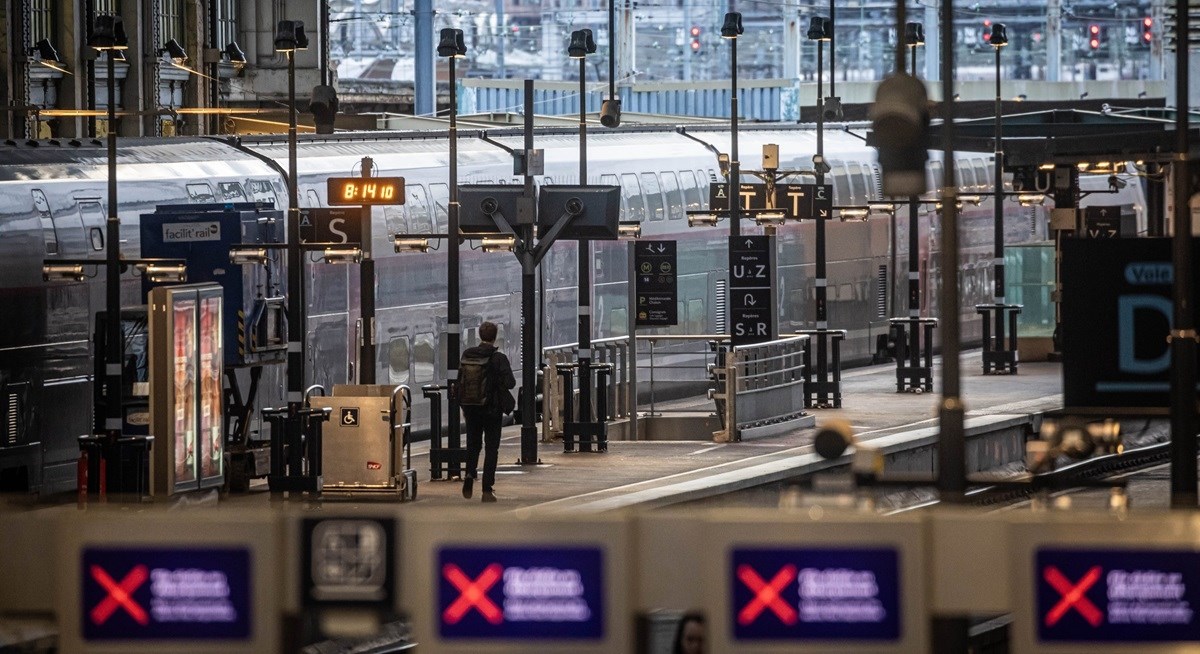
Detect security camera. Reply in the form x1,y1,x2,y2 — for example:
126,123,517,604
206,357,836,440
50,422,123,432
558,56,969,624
481,197,498,214
823,96,844,122
1108,174,1127,191
566,197,584,215
600,99,621,128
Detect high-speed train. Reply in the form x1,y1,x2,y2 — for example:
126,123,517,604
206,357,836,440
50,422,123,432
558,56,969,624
0,124,1146,493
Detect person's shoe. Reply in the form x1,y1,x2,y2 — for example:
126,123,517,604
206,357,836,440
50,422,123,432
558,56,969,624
462,476,474,499
481,490,497,503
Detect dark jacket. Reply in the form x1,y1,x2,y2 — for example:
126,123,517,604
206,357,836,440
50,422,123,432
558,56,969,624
461,343,516,414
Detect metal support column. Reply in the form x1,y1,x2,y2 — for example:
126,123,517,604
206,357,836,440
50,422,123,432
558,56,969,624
577,55,595,436
519,79,540,465
413,0,434,115
286,49,303,409
103,51,122,439
359,157,376,384
447,53,463,477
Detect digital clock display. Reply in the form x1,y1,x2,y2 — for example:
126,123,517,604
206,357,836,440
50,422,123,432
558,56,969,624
327,177,406,206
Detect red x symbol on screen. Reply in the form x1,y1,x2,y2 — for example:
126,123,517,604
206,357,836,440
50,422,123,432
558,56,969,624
737,563,798,626
443,563,504,625
1044,565,1104,628
90,564,150,626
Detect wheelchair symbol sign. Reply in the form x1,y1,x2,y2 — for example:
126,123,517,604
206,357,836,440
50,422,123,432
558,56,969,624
340,407,359,427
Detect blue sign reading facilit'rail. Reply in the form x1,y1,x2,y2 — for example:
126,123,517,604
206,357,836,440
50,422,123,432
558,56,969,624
731,547,900,641
437,546,604,640
1037,548,1200,643
82,547,251,641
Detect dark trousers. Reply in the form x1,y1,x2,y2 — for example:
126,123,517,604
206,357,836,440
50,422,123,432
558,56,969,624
463,407,502,491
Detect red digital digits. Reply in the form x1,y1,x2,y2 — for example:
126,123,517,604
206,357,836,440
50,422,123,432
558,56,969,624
737,563,798,626
443,563,504,625
1044,565,1104,628
90,564,150,626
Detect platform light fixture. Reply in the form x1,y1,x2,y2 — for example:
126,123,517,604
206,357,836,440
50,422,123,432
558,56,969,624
42,263,85,282
905,22,925,47
228,246,269,265
568,28,597,59
481,236,516,253
1016,193,1046,206
89,15,129,50
394,237,431,253
224,42,247,65
959,194,983,205
322,246,363,264
868,201,897,215
721,11,744,39
137,262,187,283
838,207,870,221
30,39,70,75
617,221,642,239
437,27,467,58
274,20,308,52
687,212,720,227
753,210,787,226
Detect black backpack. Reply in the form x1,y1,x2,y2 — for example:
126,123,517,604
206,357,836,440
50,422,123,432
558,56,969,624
457,353,493,407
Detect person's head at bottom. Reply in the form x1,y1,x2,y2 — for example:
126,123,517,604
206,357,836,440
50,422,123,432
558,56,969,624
672,611,706,654
479,321,497,344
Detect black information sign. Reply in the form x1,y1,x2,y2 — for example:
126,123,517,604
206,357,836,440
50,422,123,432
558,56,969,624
299,207,362,244
729,235,776,346
707,182,833,220
1084,206,1134,238
635,240,678,327
301,517,396,607
1062,237,1200,408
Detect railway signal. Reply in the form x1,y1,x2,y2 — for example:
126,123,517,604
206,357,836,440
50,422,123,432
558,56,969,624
1088,24,1101,51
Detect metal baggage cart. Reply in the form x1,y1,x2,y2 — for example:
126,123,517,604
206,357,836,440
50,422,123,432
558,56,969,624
309,384,416,499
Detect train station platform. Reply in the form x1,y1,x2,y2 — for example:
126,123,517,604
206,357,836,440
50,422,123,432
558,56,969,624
391,349,1061,511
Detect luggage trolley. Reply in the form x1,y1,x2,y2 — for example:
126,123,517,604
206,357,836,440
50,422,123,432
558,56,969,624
309,384,417,500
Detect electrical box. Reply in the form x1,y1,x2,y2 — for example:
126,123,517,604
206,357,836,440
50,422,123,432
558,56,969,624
762,144,779,170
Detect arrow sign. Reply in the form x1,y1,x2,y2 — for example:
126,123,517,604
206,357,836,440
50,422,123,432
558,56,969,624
729,235,776,346
635,240,678,327
1083,206,1128,239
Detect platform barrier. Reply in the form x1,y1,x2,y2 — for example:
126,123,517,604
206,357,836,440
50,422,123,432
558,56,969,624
542,336,633,442
13,505,1200,653
712,335,814,442
976,303,1022,374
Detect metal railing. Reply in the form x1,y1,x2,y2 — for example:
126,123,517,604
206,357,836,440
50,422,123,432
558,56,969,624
542,336,633,442
712,335,809,442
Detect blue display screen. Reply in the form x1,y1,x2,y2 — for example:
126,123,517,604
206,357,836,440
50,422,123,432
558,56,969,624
731,547,901,642
1037,548,1200,642
437,546,604,640
82,547,251,641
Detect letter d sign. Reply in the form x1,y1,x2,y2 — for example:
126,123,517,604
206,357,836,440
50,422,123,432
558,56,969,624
1118,295,1172,374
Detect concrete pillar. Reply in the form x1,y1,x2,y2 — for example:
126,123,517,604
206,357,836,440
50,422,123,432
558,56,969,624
616,0,635,86
1046,0,1061,82
1150,0,1165,81
541,9,559,80
413,0,433,115
924,2,939,82
782,0,800,80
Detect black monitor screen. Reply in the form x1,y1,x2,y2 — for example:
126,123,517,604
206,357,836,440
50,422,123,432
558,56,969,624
458,185,523,235
536,185,621,240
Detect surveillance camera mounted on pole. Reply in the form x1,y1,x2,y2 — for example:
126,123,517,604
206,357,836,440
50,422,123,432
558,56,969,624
869,73,930,197
310,84,338,134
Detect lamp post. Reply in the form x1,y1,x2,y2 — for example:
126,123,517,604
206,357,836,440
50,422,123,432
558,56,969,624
569,28,598,429
89,15,128,442
438,27,467,477
990,23,1008,308
721,12,743,239
807,16,835,405
906,22,925,320
275,20,308,410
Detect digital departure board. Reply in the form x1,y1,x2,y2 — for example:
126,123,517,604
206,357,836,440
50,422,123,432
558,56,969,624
327,177,406,206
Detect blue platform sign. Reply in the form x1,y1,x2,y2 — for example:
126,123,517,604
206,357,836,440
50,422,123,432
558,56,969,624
1036,548,1200,643
731,547,901,642
437,546,604,640
82,547,251,641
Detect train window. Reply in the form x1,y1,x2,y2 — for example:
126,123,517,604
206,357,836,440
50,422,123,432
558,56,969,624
430,183,450,232
926,162,943,199
493,323,506,351
660,171,684,220
846,163,865,205
246,179,278,207
186,183,215,203
687,298,704,334
387,336,411,384
641,173,665,221
78,202,106,251
956,161,976,189
830,164,851,205
610,308,628,336
32,189,57,254
974,159,989,191
620,173,646,223
383,206,408,236
219,182,246,201
414,332,436,382
408,185,433,233
306,189,322,208
679,170,700,210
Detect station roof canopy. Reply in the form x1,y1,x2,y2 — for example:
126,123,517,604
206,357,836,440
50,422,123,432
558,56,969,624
869,107,1200,168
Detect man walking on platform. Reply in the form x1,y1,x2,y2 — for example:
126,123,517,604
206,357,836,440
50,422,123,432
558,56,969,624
457,321,516,502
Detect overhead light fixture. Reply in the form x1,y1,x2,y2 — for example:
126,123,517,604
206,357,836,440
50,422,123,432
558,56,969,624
958,194,983,206
274,20,307,52
30,39,70,74
687,213,720,227
905,22,925,47
617,222,642,239
394,237,431,253
89,15,129,51
481,236,516,253
807,16,831,41
161,38,187,65
322,246,363,264
138,262,187,283
1016,194,1046,206
437,28,467,59
753,210,787,226
839,207,870,221
568,29,597,59
721,12,744,39
43,263,85,282
228,246,269,265
1038,163,1055,170
990,22,1009,48
224,41,247,65
868,202,897,214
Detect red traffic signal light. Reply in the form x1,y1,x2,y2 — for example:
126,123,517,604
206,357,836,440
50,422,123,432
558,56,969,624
1143,17,1153,43
983,19,992,42
690,25,701,37
690,39,700,51
1088,23,1101,50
